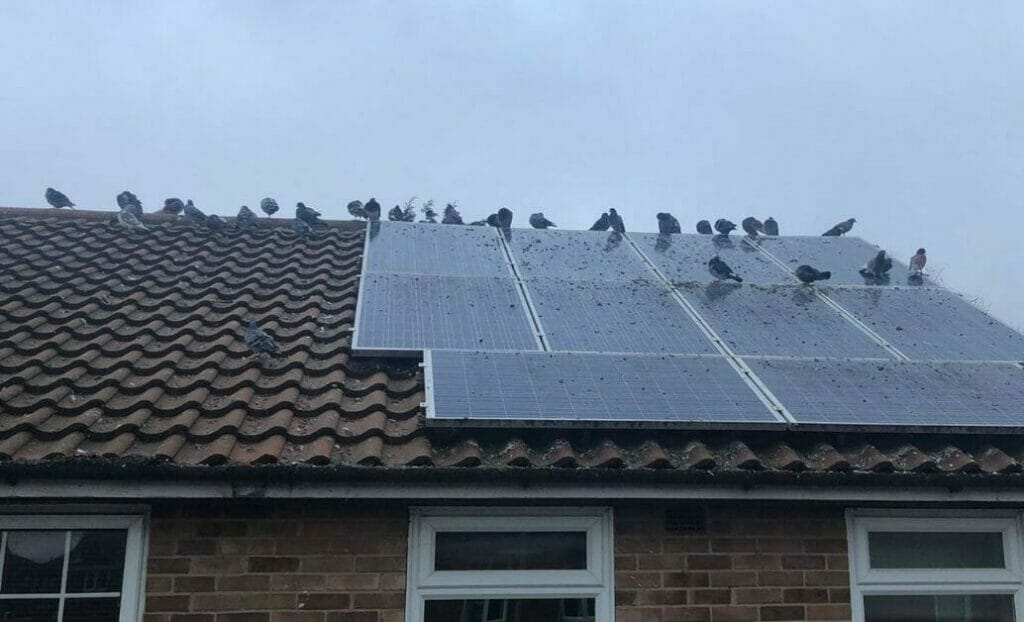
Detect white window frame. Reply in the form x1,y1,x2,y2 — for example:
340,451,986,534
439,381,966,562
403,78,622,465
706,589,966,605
0,514,147,622
405,507,614,622
847,509,1024,622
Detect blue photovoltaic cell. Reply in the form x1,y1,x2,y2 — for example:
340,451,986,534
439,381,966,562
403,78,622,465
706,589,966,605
363,221,510,277
506,229,653,281
746,357,1024,427
631,233,789,285
676,284,891,358
756,236,933,286
354,273,539,352
825,287,1024,361
525,278,715,354
429,350,779,423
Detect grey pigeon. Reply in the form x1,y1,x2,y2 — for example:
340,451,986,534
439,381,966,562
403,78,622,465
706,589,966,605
117,191,142,216
485,213,500,227
347,200,367,219
763,217,779,236
293,218,313,237
708,256,742,282
909,248,927,274
590,213,610,231
116,208,148,232
859,250,893,280
296,202,321,227
260,197,280,216
823,218,856,237
388,205,404,221
245,321,279,355
183,200,206,226
608,208,625,233
497,207,513,229
742,217,764,238
696,220,713,234
529,212,556,229
206,214,227,232
363,198,382,221
657,212,681,234
794,265,831,284
45,187,75,209
237,205,259,229
442,203,464,225
714,219,737,235
162,198,185,215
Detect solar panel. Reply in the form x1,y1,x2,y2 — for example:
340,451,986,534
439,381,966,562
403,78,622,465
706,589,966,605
825,287,1024,361
506,229,653,280
631,233,789,284
756,236,931,286
525,278,716,354
745,357,1024,427
354,273,540,353
676,283,891,358
363,221,511,277
427,350,781,424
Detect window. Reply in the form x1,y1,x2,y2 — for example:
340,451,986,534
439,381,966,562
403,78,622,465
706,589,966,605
405,508,613,622
848,511,1023,622
0,514,146,622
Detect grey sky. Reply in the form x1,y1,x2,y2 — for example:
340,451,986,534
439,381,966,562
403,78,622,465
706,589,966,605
2,1,1022,327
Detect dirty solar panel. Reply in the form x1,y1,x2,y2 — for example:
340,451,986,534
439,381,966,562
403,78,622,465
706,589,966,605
631,233,789,285
506,229,652,281
355,274,539,352
676,284,891,359
363,221,510,277
745,357,1024,427
757,236,931,286
428,350,779,423
826,287,1024,361
525,278,716,354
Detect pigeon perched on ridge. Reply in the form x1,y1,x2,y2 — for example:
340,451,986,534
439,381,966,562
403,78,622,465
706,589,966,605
859,250,892,280
714,219,737,235
183,200,206,226
657,212,681,234
795,265,831,284
117,191,142,217
116,208,148,232
388,205,404,221
496,207,513,229
485,213,500,227
708,256,742,282
347,200,367,219
363,198,382,221
696,220,713,235
245,321,279,355
529,212,556,229
206,214,227,232
608,208,625,233
162,198,185,215
442,203,464,225
296,202,321,227
260,197,280,216
742,217,764,238
909,248,927,274
763,217,779,236
590,212,611,231
45,187,75,209
293,218,313,237
823,218,856,237
237,205,259,229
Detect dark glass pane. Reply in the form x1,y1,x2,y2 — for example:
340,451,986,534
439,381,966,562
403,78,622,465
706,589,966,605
2,532,67,594
864,594,1014,622
425,598,596,622
67,532,127,593
0,598,59,622
869,532,1005,569
434,532,587,571
62,597,122,622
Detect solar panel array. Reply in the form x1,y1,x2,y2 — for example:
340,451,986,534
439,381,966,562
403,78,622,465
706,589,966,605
354,222,1024,430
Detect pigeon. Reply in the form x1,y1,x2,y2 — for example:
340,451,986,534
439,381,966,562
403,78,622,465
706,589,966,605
497,208,513,229
116,208,148,232
363,198,382,221
714,219,737,235
245,321,279,355
347,200,367,219
162,198,185,215
657,213,681,234
442,203,464,225
237,205,259,229
485,213,500,227
388,205,405,221
206,214,227,232
296,202,321,227
909,248,927,274
763,217,779,236
708,256,742,282
742,217,764,238
117,191,142,217
529,212,556,229
183,200,206,226
293,218,313,237
260,197,280,216
590,213,611,231
823,218,856,236
45,187,75,209
696,220,713,235
859,250,893,280
794,265,831,284
608,208,625,233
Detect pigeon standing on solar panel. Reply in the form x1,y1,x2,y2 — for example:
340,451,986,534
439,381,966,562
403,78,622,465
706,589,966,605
822,218,856,236
696,220,713,234
45,187,75,209
162,198,185,215
657,213,681,234
296,202,321,227
116,208,148,232
714,219,736,235
859,250,892,281
708,256,743,282
496,208,513,229
442,203,464,225
184,200,206,226
485,213,500,227
909,248,927,275
794,265,832,284
387,205,404,221
347,200,367,219
529,212,556,229
590,212,611,231
742,217,764,238
237,205,259,229
363,198,382,221
245,321,279,355
260,197,280,217
608,208,625,233
763,217,779,236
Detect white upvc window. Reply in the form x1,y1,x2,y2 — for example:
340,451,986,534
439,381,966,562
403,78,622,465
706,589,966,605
405,507,613,622
847,510,1024,622
0,514,147,622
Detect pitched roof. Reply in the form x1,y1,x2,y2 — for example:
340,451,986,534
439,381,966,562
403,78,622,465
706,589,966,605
2,207,1023,483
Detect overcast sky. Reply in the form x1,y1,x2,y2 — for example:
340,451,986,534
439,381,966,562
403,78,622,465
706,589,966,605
2,1,1022,327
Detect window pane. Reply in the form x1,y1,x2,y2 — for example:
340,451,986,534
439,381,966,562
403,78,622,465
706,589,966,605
869,532,1005,569
63,597,122,622
425,598,595,622
0,598,59,622
67,531,127,593
864,594,1014,622
2,531,67,594
434,532,587,571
